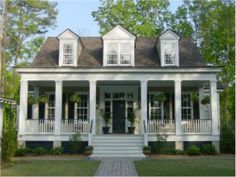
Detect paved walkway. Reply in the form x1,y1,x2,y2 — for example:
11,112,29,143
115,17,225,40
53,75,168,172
94,158,138,176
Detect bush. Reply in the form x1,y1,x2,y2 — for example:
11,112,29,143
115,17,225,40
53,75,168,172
186,145,201,155
201,144,217,155
69,132,81,154
33,147,47,155
15,148,27,156
51,147,63,155
143,146,151,151
170,149,185,155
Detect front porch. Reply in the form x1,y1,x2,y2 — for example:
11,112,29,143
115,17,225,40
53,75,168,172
19,79,219,138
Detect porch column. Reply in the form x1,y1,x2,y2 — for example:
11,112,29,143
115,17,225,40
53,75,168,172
141,80,148,135
54,80,63,136
175,80,182,135
18,80,28,135
210,80,219,135
89,80,96,135
32,86,39,119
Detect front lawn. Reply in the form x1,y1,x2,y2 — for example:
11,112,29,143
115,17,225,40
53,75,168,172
135,155,235,176
1,160,100,176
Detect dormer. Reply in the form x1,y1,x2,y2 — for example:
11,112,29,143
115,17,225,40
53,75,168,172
102,25,136,67
157,29,180,67
58,29,83,67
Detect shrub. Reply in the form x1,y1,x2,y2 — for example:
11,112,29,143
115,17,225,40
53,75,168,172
143,146,151,156
201,144,217,155
84,146,93,156
186,145,201,155
170,149,185,155
51,147,63,155
69,132,81,154
33,147,47,155
15,148,27,156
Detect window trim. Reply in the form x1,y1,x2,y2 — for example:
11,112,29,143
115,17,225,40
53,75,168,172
74,92,89,120
45,92,55,119
106,43,132,66
148,92,164,120
63,43,74,65
181,92,194,120
161,40,179,67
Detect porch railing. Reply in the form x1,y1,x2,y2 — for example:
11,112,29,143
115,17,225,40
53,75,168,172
61,119,89,134
25,119,54,133
181,119,212,134
147,119,175,134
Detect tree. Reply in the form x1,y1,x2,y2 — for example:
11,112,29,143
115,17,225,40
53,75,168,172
4,0,58,66
92,0,171,36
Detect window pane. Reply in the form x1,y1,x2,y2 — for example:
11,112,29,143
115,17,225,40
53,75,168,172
63,44,73,64
164,43,175,65
107,43,118,54
107,54,118,64
120,54,131,64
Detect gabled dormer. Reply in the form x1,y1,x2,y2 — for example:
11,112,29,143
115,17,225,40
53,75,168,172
157,29,180,67
58,29,83,67
102,25,136,67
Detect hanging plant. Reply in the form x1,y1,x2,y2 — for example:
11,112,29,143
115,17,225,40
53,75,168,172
201,96,210,105
28,95,37,105
38,95,48,103
154,93,167,103
70,94,81,103
191,92,199,102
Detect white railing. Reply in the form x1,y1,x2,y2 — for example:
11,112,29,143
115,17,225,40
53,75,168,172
181,119,212,134
61,119,89,134
25,119,54,133
147,119,175,134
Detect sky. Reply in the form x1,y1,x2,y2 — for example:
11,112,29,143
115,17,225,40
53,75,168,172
46,0,182,37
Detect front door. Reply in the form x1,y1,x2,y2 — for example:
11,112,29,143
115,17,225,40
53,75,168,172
112,100,126,133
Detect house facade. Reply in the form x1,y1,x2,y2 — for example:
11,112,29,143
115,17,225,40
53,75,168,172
16,25,221,157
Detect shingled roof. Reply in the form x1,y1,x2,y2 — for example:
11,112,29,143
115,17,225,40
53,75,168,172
31,36,209,68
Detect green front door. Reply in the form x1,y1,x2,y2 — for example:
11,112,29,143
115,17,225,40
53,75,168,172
112,100,126,133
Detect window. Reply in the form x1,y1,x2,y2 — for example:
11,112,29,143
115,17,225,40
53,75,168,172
76,95,88,120
164,43,175,65
47,94,55,119
63,44,74,64
107,43,131,65
181,94,192,119
149,94,163,120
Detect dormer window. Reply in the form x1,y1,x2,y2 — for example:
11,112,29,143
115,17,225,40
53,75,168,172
107,43,131,65
63,43,74,64
156,29,180,67
164,43,176,65
102,25,136,67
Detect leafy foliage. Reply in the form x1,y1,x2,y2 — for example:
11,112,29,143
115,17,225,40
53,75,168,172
33,147,47,155
127,112,135,127
186,145,201,155
51,147,63,155
103,112,111,127
201,144,217,155
69,132,81,154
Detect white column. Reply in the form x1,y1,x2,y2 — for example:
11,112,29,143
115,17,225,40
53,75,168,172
141,80,148,135
32,86,39,119
89,80,96,135
54,80,63,136
18,80,28,135
210,80,219,135
175,80,182,135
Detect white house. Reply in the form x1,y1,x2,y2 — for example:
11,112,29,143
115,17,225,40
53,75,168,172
16,25,222,157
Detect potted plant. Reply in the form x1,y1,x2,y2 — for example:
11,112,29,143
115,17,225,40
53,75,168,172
28,95,37,104
191,92,199,102
154,93,167,103
143,146,151,157
84,146,93,157
102,112,111,134
38,95,48,103
201,96,210,105
70,94,81,103
127,112,135,134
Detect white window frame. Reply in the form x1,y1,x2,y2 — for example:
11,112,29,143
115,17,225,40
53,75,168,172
162,41,178,66
105,42,133,66
63,43,74,65
181,92,194,120
74,92,89,120
45,92,55,119
148,92,164,120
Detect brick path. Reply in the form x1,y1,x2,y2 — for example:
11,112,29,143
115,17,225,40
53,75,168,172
94,158,138,176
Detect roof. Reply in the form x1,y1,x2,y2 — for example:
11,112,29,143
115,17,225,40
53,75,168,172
31,36,210,68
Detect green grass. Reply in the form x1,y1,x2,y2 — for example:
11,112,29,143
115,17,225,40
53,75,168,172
135,156,235,176
1,160,100,176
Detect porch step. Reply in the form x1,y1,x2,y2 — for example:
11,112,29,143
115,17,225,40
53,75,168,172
91,135,145,158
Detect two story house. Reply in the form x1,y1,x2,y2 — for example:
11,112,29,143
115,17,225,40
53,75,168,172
16,25,221,157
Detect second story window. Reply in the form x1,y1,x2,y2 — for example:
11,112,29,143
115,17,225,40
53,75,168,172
107,43,131,65
63,44,74,64
164,43,175,65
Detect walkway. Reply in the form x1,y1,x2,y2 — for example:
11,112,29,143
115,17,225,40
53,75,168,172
94,158,138,176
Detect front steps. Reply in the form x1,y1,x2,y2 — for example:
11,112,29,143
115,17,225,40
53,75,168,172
91,135,145,158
